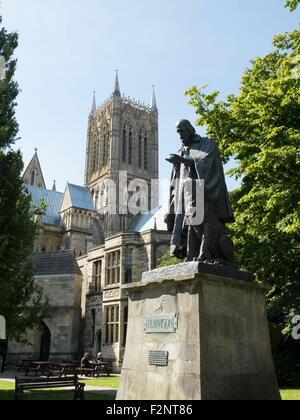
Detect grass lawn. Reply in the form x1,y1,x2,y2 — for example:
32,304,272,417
280,389,300,401
0,378,118,401
1,379,299,400
84,376,120,389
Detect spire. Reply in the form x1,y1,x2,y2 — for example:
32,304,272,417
150,85,158,112
113,69,121,97
91,91,96,114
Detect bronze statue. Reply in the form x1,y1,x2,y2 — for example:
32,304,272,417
165,120,235,266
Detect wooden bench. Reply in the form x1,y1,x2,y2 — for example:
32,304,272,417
15,375,85,400
77,367,97,377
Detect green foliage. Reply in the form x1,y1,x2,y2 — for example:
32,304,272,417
0,17,49,342
185,24,300,345
284,0,300,12
157,250,181,268
273,338,300,387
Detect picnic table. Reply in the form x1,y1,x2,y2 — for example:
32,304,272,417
90,361,112,377
17,359,113,378
18,360,37,373
58,363,79,377
18,360,77,377
23,361,51,376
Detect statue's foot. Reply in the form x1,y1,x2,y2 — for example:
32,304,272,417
197,254,209,263
197,257,232,266
210,258,232,266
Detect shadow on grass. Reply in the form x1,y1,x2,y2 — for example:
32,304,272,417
0,389,116,401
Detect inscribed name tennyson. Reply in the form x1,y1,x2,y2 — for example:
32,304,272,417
144,314,178,334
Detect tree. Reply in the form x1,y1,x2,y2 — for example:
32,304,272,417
0,17,49,343
285,0,300,12
185,9,299,384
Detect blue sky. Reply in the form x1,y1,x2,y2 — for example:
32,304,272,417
1,0,299,194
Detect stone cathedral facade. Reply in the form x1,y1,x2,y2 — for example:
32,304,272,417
7,74,170,369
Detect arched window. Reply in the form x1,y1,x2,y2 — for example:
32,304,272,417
31,170,35,186
95,139,100,170
101,125,110,167
128,130,133,164
103,134,106,167
144,136,148,170
92,140,97,173
122,128,127,163
120,215,126,232
138,134,142,168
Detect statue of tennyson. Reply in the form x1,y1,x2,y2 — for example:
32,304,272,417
165,119,235,265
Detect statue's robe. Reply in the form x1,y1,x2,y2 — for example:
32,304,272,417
167,135,235,258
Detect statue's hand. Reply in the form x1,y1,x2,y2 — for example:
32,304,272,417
166,154,183,165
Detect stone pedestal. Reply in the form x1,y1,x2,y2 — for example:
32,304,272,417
117,263,281,401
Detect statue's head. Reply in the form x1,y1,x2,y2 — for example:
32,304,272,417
176,120,196,146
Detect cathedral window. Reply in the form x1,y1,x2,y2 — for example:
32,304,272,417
31,170,35,186
93,259,102,292
120,215,126,232
105,250,120,286
95,139,100,170
128,130,133,164
92,141,97,173
122,129,126,163
103,135,106,167
106,134,110,165
144,136,148,170
138,134,142,168
100,128,110,168
105,305,119,344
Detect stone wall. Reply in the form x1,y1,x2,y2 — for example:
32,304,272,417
7,251,83,365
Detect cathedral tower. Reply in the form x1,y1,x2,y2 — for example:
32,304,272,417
84,72,159,238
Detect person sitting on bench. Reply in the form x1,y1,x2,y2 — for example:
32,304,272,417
80,353,92,374
96,352,105,368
